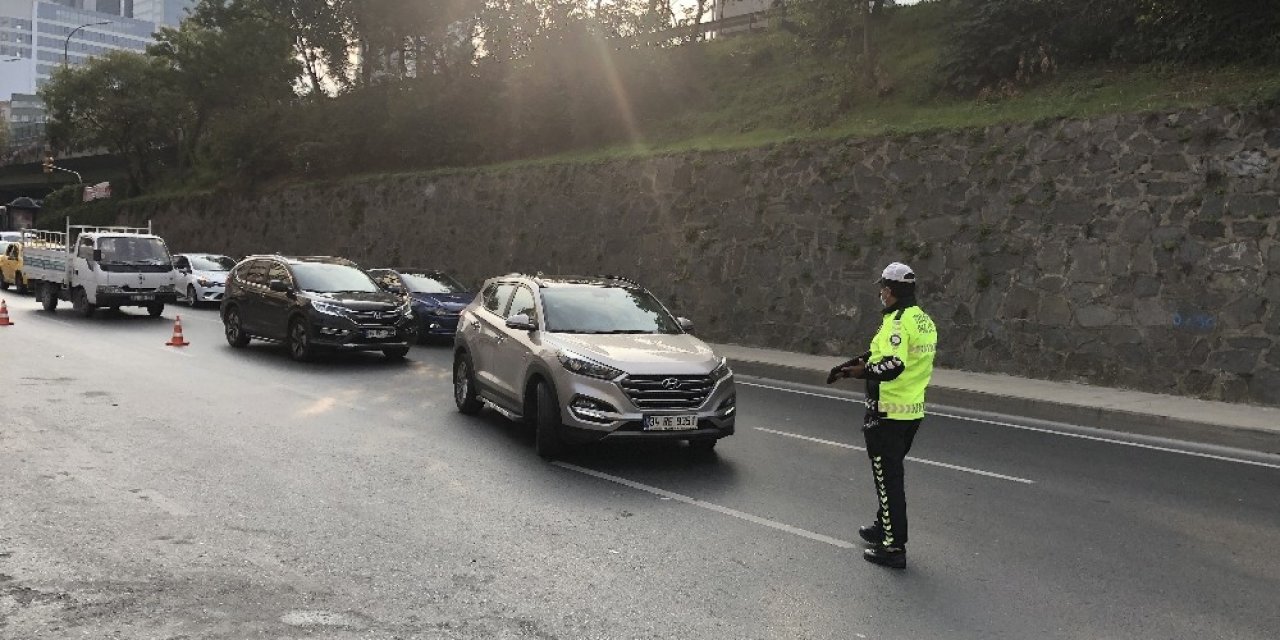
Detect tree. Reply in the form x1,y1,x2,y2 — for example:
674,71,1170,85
39,52,180,195
149,0,300,170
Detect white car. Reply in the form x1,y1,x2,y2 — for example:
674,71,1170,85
173,253,235,307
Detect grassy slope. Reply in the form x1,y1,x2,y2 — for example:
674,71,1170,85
582,1,1280,161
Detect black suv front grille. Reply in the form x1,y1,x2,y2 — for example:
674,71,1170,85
348,309,400,325
620,375,714,410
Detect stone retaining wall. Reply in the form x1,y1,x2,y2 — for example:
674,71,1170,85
111,106,1280,405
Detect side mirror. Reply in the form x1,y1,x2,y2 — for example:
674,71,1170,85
677,317,694,333
92,249,102,262
505,313,537,331
268,279,291,293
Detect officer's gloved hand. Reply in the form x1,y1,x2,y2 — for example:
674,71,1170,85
826,366,844,385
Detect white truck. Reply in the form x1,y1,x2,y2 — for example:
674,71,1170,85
24,221,179,317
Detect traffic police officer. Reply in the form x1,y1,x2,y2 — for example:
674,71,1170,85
829,262,937,569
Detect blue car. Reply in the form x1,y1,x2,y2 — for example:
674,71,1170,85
368,268,475,341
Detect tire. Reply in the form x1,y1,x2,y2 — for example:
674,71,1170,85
0,271,7,290
533,380,565,460
453,353,483,415
688,439,718,455
39,283,57,312
147,303,164,318
187,285,199,308
383,346,410,360
13,272,27,295
72,288,94,318
288,318,314,362
223,307,250,347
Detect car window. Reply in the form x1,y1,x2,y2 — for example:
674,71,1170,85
190,255,234,271
507,286,538,322
243,260,271,286
400,272,467,294
291,262,379,293
174,256,190,270
267,262,292,286
483,283,516,315
541,286,681,334
368,270,402,291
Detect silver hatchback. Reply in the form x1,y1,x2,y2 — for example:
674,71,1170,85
453,274,736,459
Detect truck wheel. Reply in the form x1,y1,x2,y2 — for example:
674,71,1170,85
13,272,27,295
72,288,94,318
147,303,164,318
533,380,565,460
0,271,8,290
39,283,57,312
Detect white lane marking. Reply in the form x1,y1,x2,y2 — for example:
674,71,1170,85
554,462,856,549
755,428,1036,485
738,380,1280,471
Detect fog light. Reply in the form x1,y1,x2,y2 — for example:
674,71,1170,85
570,396,619,423
318,327,346,337
718,395,736,416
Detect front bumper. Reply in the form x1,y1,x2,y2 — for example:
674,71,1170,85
192,283,225,303
308,314,417,351
554,372,737,444
97,291,179,306
417,313,461,336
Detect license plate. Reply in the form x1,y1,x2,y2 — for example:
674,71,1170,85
365,328,394,339
644,415,698,431
130,294,154,301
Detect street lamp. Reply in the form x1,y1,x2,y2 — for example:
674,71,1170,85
64,21,110,68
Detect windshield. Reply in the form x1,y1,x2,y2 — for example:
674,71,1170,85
292,263,379,293
542,286,682,334
0,232,20,243
189,255,235,271
401,272,468,294
98,237,171,265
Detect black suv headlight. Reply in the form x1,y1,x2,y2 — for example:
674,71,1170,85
557,351,624,380
710,357,731,380
311,300,351,318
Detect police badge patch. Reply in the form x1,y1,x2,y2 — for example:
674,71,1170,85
889,334,902,346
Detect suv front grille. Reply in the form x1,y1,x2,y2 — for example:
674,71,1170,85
620,375,714,410
348,309,399,324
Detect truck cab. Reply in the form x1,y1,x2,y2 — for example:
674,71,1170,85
71,232,179,313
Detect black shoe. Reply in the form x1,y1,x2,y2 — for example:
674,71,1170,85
858,525,884,546
863,545,906,569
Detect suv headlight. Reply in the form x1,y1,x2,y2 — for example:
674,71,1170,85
558,351,624,380
710,356,731,380
311,300,351,318
196,277,213,287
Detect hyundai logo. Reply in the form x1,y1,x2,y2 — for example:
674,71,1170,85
661,378,681,390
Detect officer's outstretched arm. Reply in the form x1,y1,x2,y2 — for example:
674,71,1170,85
859,356,905,381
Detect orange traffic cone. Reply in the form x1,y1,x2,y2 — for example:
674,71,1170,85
166,315,189,347
0,299,12,326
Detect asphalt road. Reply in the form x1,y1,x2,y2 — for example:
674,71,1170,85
1,294,1278,639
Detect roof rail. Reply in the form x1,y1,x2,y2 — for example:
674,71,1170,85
597,274,642,287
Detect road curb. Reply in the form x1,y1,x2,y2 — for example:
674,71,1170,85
728,359,1280,456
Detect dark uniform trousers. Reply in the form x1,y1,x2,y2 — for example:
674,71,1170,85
863,418,922,548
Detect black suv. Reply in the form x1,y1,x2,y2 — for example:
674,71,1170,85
220,255,416,361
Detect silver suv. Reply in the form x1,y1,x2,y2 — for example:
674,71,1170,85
453,274,736,459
